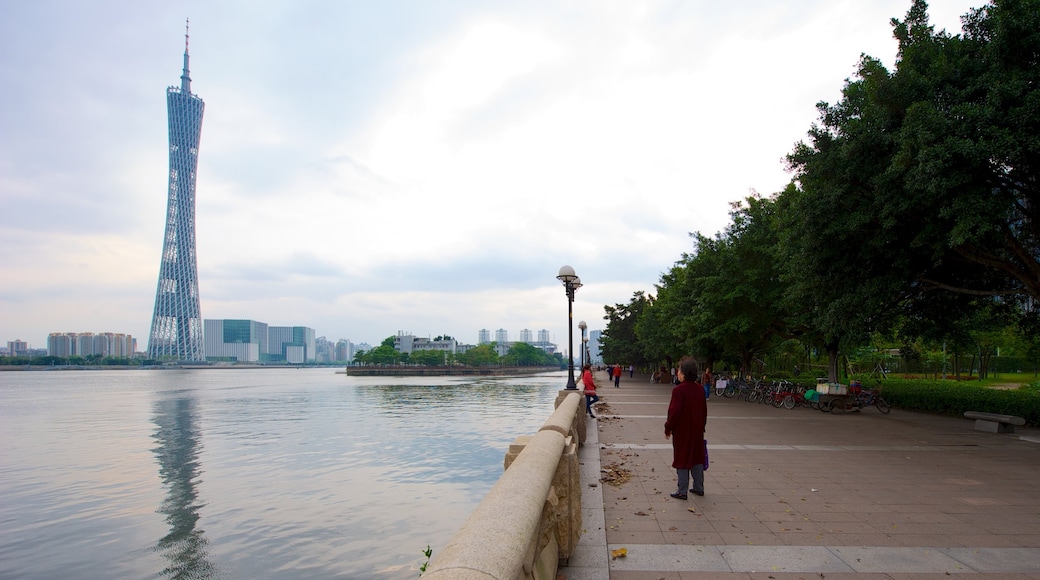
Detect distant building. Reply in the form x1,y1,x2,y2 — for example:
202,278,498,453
493,342,513,357
528,340,557,355
393,331,457,355
518,329,533,343
204,319,267,362
537,329,550,343
335,339,356,362
495,328,509,343
7,340,28,357
268,326,316,363
47,332,135,358
203,320,314,363
588,330,603,364
478,329,491,344
315,336,333,363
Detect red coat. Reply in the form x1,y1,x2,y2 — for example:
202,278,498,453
664,380,707,468
582,369,597,394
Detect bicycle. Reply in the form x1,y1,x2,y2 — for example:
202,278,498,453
852,385,891,414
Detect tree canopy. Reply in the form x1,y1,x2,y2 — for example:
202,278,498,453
600,0,1039,381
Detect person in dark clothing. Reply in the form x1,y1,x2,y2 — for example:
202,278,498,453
664,356,708,499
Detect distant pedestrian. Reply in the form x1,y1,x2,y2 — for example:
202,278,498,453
628,364,634,378
582,364,599,418
612,364,621,388
664,356,708,500
702,367,713,399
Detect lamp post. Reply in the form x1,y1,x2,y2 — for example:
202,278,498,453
557,265,582,389
578,320,587,370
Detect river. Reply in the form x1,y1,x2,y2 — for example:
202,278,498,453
0,368,569,579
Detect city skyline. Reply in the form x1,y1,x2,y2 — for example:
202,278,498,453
0,1,979,349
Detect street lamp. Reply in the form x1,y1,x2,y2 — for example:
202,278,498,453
557,265,582,389
578,321,587,370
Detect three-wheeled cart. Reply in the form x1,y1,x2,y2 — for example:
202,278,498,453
804,381,851,413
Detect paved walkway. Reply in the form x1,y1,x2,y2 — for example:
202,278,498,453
559,374,1040,579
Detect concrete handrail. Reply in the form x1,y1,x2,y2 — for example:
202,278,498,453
423,392,584,580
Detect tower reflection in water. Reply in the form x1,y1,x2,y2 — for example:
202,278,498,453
151,397,216,579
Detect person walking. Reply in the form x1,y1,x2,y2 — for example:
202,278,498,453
582,363,599,418
628,364,634,378
664,356,708,500
612,363,621,388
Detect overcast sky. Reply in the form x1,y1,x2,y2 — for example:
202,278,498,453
1,0,978,352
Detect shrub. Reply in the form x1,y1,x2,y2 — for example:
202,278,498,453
874,378,1040,425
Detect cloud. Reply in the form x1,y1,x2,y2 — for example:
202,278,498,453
0,0,982,348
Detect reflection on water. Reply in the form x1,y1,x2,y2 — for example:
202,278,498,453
152,397,216,579
0,369,568,579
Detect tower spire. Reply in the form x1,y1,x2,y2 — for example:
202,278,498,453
180,18,192,93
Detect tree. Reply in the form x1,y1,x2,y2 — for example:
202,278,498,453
689,196,790,375
458,344,499,366
601,292,650,368
784,0,1040,355
506,342,555,366
410,349,445,366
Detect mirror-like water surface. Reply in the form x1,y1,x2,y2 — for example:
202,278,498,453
0,368,568,579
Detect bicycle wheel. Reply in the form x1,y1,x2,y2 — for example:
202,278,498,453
715,383,726,397
783,395,796,409
831,396,847,414
819,399,831,412
723,385,736,398
875,397,891,414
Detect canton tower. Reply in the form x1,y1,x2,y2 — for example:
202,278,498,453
147,21,205,362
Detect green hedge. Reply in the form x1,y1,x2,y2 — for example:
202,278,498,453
871,378,1040,426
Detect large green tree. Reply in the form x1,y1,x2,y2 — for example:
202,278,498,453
601,292,650,368
781,0,1040,378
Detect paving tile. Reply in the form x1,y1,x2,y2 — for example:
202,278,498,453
571,375,1040,578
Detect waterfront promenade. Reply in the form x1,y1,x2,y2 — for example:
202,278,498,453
559,374,1040,579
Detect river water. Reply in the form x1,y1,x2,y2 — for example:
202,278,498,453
0,368,569,579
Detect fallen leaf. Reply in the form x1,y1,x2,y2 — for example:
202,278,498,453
610,547,627,559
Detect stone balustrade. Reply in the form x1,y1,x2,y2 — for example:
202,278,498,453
422,390,587,580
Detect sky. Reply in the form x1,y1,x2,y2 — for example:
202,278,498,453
1,0,981,352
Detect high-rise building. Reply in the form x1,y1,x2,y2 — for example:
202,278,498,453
46,332,135,358
588,330,603,364
268,326,316,363
478,329,491,344
147,23,206,362
204,319,267,362
495,328,509,343
7,340,28,357
518,329,533,343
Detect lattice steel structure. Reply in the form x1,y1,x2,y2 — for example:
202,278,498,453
147,23,206,362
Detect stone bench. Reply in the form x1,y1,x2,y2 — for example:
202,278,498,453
964,411,1026,433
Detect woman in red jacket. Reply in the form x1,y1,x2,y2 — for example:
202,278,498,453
581,364,599,418
664,356,708,499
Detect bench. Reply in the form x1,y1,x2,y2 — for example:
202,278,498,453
963,411,1026,434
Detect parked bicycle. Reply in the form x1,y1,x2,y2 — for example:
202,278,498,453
850,382,891,414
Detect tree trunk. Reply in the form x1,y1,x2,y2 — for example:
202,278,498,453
826,345,840,383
